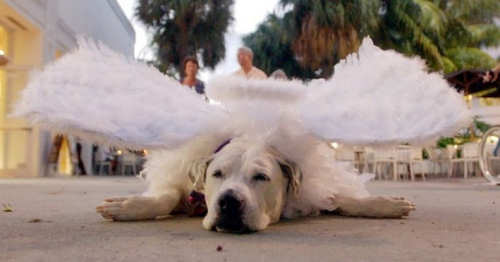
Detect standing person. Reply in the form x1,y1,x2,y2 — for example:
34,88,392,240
270,69,288,80
233,47,267,79
75,141,87,175
482,63,500,83
47,134,63,175
180,56,205,95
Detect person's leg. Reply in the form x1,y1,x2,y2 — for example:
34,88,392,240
493,141,500,156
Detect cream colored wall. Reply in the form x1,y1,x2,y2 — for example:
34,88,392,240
0,14,42,176
8,30,42,176
0,0,134,177
0,0,44,176
6,30,42,127
0,25,8,170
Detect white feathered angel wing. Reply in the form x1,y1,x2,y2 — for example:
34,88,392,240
14,39,227,149
300,38,472,146
206,77,308,135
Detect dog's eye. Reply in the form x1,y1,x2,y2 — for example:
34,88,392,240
212,170,223,178
252,173,270,182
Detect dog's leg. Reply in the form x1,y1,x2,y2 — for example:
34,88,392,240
333,195,416,218
96,189,182,221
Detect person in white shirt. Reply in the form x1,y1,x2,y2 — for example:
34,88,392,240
270,69,288,80
482,63,500,83
233,47,267,79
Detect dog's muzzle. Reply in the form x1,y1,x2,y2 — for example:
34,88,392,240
214,190,250,233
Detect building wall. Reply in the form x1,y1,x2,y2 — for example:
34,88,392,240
3,0,135,55
0,26,8,170
0,0,135,177
57,0,135,56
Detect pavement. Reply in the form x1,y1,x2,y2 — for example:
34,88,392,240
0,176,499,262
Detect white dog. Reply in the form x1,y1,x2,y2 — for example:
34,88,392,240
15,38,471,233
95,133,417,233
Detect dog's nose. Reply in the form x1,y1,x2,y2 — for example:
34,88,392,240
218,191,243,214
215,190,250,233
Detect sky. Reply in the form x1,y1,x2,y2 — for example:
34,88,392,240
116,0,281,81
484,18,500,59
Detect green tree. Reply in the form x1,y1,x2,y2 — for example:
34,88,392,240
246,0,499,79
375,0,449,70
136,0,234,76
439,0,500,71
243,14,316,79
279,0,381,78
376,0,499,73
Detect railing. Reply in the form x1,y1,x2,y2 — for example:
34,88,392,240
479,125,500,185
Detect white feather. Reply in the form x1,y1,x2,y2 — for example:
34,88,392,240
207,76,308,136
14,38,227,149
207,76,306,104
207,39,471,147
299,38,472,146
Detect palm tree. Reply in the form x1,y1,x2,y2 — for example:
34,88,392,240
136,0,234,76
439,0,499,25
376,0,499,73
439,0,500,71
375,0,449,70
279,0,381,78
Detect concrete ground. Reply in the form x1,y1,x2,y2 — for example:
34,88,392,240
0,177,499,262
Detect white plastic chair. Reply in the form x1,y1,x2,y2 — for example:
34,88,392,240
445,145,462,178
335,148,363,172
373,148,398,180
462,142,480,178
119,152,138,176
446,143,480,179
407,147,433,181
97,160,112,175
362,147,376,174
426,147,446,177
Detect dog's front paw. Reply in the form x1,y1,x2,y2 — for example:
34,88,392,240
96,196,156,221
371,196,416,218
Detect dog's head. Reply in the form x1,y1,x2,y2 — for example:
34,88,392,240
193,138,301,233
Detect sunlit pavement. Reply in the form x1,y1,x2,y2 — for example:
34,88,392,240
1,176,499,262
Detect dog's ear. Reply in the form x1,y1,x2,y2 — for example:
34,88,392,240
269,146,302,197
278,160,302,197
188,157,212,192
